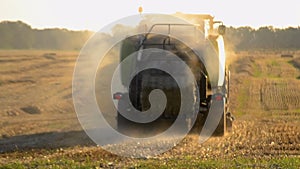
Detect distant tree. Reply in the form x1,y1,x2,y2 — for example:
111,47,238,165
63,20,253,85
225,26,300,51
0,21,299,50
0,21,92,50
0,21,33,49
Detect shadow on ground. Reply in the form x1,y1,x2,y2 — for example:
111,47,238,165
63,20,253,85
0,130,95,153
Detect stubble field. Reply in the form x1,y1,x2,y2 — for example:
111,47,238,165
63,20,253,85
0,50,300,168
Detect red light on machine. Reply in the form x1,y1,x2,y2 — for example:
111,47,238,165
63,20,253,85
113,92,123,100
214,94,223,101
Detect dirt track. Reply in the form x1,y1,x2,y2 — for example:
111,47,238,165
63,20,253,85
0,50,300,167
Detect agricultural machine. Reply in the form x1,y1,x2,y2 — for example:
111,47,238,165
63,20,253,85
113,13,234,137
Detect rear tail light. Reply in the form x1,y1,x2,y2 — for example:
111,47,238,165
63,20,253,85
113,92,123,100
214,94,223,101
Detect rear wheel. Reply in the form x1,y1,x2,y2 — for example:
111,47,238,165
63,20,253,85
117,69,199,137
213,106,226,136
213,70,233,136
117,111,135,135
212,102,234,136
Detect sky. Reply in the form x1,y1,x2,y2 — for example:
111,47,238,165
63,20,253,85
0,0,299,31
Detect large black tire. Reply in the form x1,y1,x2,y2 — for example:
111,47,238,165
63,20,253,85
116,72,178,137
212,70,232,136
117,110,175,138
117,110,149,137
213,105,226,136
117,69,199,137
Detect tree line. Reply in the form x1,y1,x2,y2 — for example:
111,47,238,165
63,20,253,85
0,21,92,50
0,21,299,50
225,26,300,50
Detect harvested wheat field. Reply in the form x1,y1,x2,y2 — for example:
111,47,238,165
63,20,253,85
0,50,300,168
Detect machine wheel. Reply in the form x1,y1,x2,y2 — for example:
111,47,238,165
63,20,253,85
213,102,234,136
226,112,234,132
212,100,226,136
117,111,141,137
213,69,232,136
214,118,226,136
